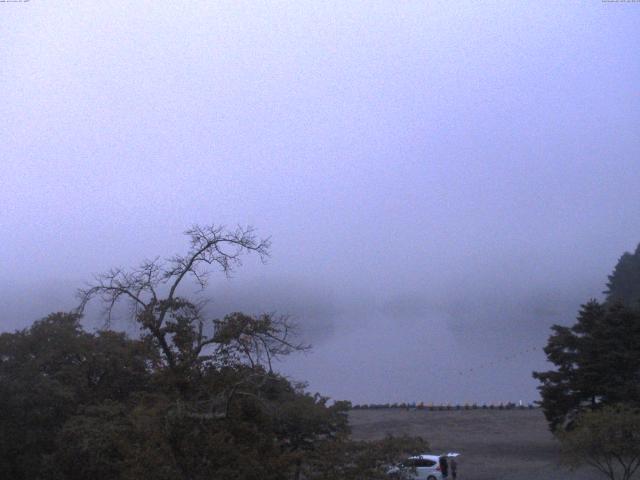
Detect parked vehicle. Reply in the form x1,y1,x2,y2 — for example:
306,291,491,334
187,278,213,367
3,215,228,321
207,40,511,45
387,454,443,480
387,453,460,480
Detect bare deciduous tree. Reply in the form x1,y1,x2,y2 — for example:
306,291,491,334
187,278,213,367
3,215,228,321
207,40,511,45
77,224,307,386
78,224,270,319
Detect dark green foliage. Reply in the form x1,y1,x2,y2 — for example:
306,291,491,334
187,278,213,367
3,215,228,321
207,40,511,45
1,225,427,479
46,401,133,480
558,404,640,480
534,301,640,432
535,245,640,433
605,243,640,309
299,435,429,480
0,313,154,480
1,312,423,480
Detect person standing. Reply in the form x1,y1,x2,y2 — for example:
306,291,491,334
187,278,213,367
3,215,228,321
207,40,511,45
450,457,457,479
439,456,449,479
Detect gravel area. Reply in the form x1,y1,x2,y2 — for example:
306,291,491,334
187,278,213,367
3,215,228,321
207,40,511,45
349,408,602,480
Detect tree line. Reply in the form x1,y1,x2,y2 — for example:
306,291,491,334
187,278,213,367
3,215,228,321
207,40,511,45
534,243,640,480
352,402,536,410
0,225,426,480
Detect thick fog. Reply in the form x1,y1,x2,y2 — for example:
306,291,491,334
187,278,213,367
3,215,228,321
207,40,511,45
2,2,639,405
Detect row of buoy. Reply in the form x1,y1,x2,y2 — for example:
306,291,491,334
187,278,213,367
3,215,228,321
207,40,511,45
352,402,536,410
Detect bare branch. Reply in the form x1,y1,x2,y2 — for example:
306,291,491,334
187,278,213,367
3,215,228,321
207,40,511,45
165,224,270,302
77,224,269,326
75,224,310,404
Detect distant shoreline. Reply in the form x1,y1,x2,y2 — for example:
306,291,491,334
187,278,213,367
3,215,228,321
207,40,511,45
350,402,539,411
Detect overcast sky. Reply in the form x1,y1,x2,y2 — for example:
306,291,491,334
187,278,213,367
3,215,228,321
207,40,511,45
2,1,639,405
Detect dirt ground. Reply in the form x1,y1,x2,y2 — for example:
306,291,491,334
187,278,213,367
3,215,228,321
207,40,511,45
348,408,602,480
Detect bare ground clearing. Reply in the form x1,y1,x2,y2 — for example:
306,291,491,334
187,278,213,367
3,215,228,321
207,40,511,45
349,408,601,480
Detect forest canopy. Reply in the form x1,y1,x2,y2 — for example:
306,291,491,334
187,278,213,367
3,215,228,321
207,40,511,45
0,225,426,480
